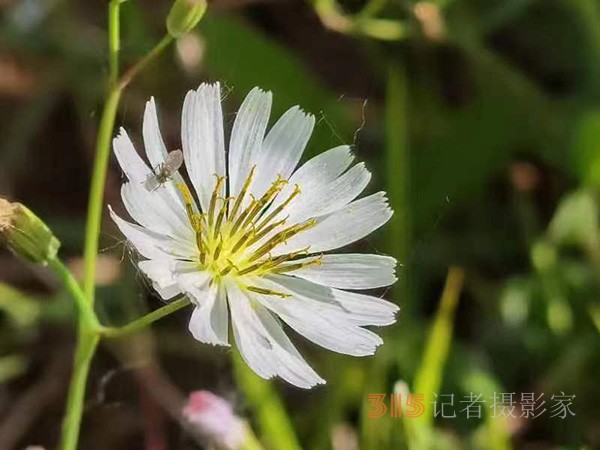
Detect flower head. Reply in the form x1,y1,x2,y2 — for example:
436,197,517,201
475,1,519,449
0,197,60,265
110,83,399,388
182,390,245,449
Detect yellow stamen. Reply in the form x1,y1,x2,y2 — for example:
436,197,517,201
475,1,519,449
229,165,256,221
213,197,232,239
246,219,317,263
230,195,257,236
255,184,300,233
246,285,291,298
174,170,317,284
270,255,322,274
208,175,226,226
246,218,287,247
240,176,287,230
177,183,197,228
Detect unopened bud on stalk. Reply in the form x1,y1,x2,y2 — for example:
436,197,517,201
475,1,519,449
183,390,248,449
167,0,207,38
0,198,60,265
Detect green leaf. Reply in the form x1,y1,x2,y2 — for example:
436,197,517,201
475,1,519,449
412,267,465,439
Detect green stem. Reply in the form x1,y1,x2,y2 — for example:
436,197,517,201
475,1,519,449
59,330,99,450
101,297,191,338
108,0,122,87
119,35,173,90
48,258,99,329
82,86,122,305
63,4,176,448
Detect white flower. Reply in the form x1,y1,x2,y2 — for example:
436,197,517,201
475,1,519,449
110,83,399,389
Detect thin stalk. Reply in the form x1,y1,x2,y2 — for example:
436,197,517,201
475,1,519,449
59,330,99,450
82,87,122,305
101,297,191,338
48,258,99,330
119,35,173,90
62,3,177,448
108,0,122,87
83,0,122,302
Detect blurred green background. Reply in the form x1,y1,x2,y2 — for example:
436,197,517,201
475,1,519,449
1,0,600,449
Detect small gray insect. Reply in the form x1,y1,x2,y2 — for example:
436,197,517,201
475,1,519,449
143,149,184,191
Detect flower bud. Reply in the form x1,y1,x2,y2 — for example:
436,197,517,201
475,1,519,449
166,0,207,38
0,198,60,265
182,391,245,449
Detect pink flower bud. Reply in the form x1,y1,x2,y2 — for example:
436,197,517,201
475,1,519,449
182,391,245,449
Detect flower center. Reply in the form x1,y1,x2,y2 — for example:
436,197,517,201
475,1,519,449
177,166,321,286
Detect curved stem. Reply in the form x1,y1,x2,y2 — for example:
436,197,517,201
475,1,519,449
101,297,191,338
48,258,99,330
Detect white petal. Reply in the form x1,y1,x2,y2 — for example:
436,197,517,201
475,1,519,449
227,281,324,388
287,162,371,223
253,276,386,356
113,129,151,183
137,258,185,300
254,306,325,388
264,145,354,219
249,106,315,198
289,145,354,186
228,88,272,197
109,206,195,260
182,83,226,211
265,274,398,326
289,254,397,290
121,182,191,240
275,192,392,255
143,97,169,168
188,281,230,346
143,98,188,203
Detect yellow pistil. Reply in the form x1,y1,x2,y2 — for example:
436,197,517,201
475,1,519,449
176,170,322,294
